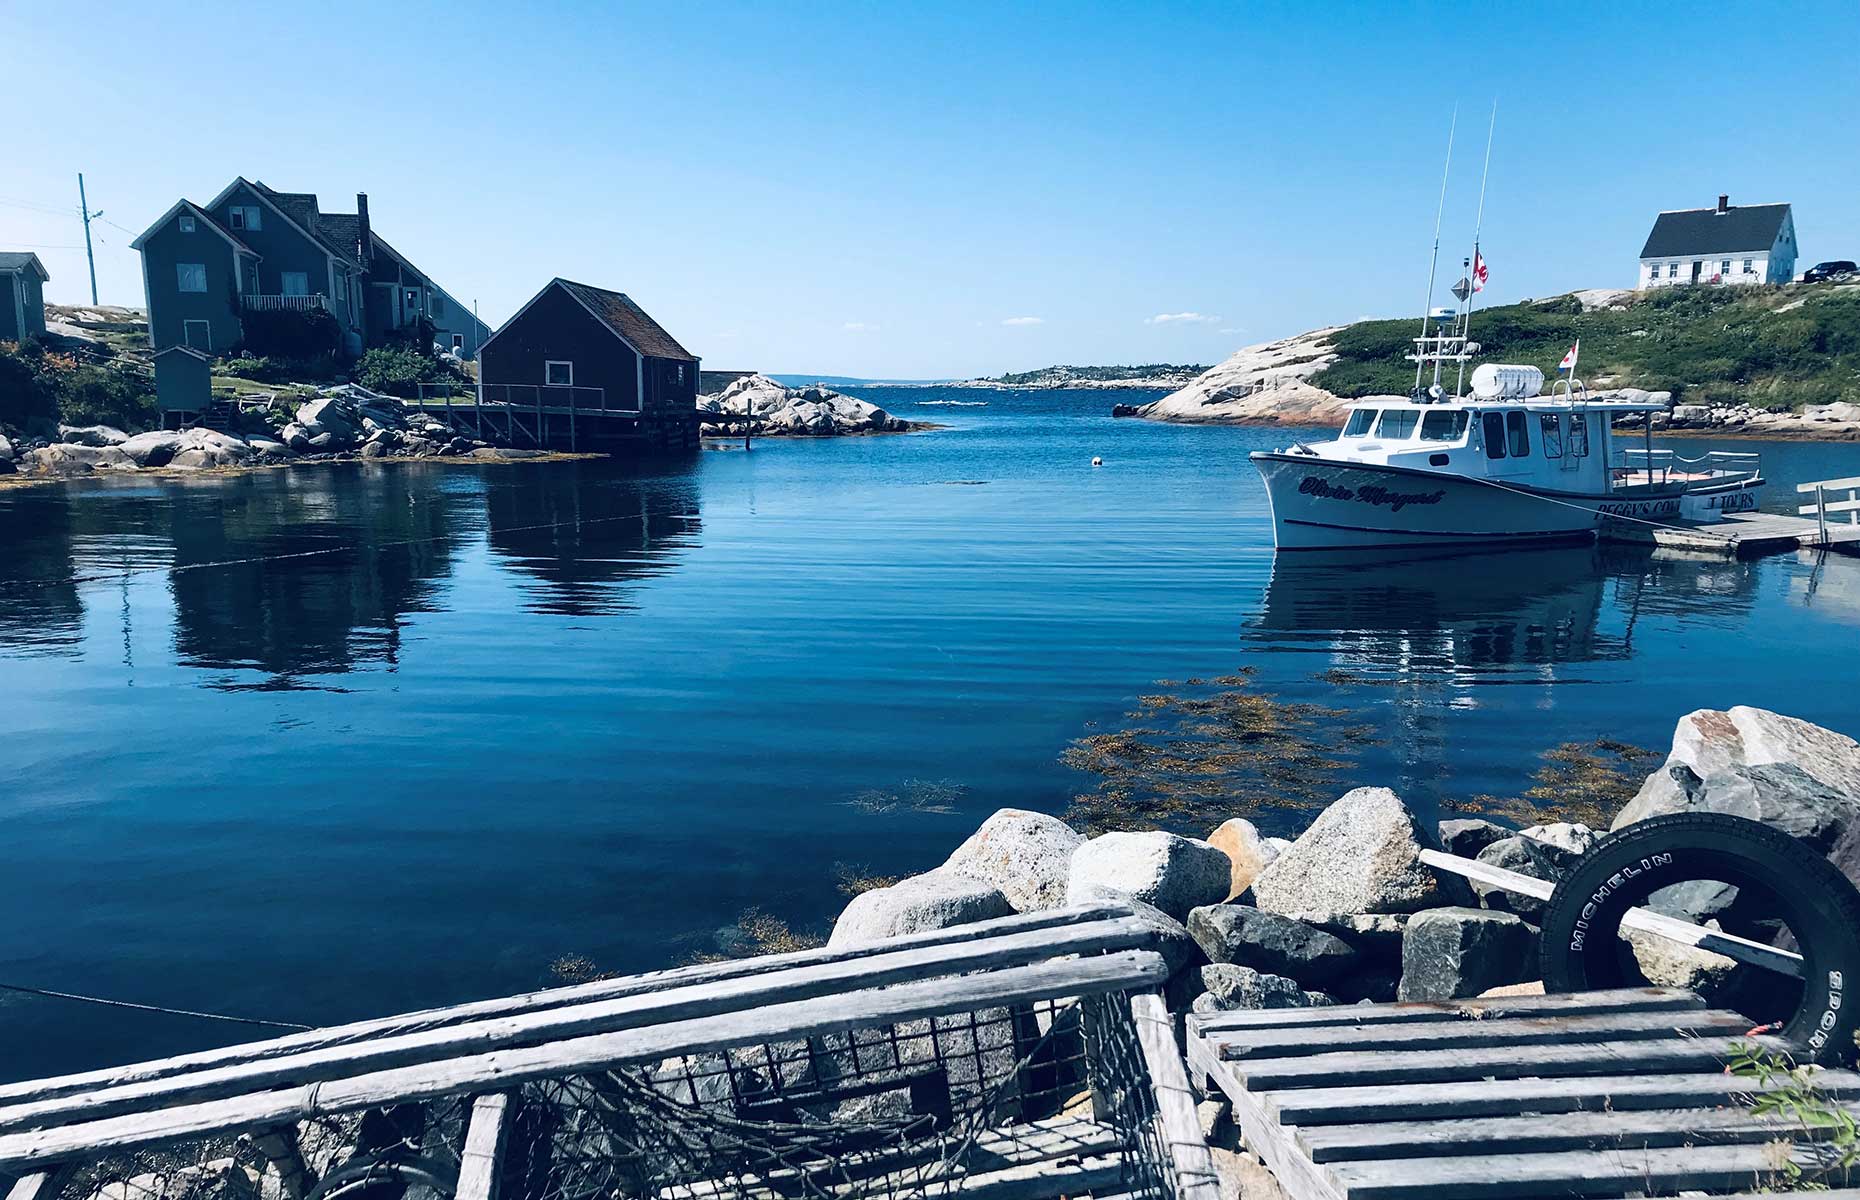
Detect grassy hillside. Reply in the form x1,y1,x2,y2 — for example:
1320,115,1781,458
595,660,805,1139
1308,284,1860,410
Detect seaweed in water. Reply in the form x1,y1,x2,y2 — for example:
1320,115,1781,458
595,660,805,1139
833,862,903,897
846,777,967,815
1440,737,1661,829
1061,667,1379,836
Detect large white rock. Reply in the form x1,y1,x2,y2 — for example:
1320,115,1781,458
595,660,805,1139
57,423,129,447
827,869,1013,948
24,443,137,474
1066,831,1232,920
120,430,186,467
941,808,1084,912
1252,788,1468,916
1134,328,1355,426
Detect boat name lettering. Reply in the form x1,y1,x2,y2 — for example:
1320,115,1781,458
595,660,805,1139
1597,498,1682,518
1297,476,1445,512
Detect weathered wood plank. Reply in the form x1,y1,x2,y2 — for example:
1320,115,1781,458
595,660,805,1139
0,917,1154,1133
0,949,1167,1169
1186,988,1699,1034
1324,1141,1818,1200
1130,992,1220,1200
4,1171,68,1200
1265,1069,1860,1125
1296,1105,1836,1162
1228,1035,1785,1092
1210,1008,1752,1061
0,904,1135,1109
1418,849,1804,978
1189,1035,1345,1200
454,1094,510,1200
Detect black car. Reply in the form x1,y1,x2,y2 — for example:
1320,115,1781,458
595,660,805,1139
1804,260,1858,283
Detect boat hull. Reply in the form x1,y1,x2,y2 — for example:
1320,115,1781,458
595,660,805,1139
1253,453,1611,550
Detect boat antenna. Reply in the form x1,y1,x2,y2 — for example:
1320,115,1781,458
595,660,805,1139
1414,104,1458,396
1456,100,1498,398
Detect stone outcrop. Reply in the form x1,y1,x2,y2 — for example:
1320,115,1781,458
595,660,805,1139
1472,835,1582,920
940,808,1083,912
1186,905,1358,987
1616,707,1860,826
1133,329,1353,427
1618,761,1858,852
1191,963,1317,1013
21,443,137,475
698,374,914,436
57,424,129,447
826,869,1013,948
1397,907,1537,1001
1066,831,1233,921
1437,818,1510,859
1252,788,1469,915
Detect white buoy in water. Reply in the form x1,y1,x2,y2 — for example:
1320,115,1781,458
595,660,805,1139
1091,456,1103,467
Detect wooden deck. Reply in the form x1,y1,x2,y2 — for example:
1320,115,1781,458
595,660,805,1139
1189,988,1860,1200
1599,509,1860,557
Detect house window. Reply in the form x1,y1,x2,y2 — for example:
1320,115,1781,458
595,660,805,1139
226,205,261,231
179,212,196,233
281,272,308,297
545,360,574,387
177,262,208,293
334,273,347,301
1721,260,1732,275
182,320,211,351
452,333,465,351
1506,410,1531,457
431,294,445,318
1743,259,1754,273
1668,262,1679,278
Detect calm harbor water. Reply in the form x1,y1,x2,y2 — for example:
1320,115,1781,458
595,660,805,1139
4,387,1860,1080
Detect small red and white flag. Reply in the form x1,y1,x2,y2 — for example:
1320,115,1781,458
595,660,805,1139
1558,340,1581,373
1472,250,1488,293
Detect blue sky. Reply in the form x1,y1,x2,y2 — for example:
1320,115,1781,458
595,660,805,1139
6,1,1857,378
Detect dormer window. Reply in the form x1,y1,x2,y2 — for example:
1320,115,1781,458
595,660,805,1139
227,205,262,231
546,360,574,387
179,212,196,233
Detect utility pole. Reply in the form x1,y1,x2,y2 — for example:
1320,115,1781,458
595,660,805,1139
77,173,102,305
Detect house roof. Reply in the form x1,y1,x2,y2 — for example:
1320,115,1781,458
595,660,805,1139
251,181,362,267
1640,203,1791,259
556,279,696,360
0,251,49,280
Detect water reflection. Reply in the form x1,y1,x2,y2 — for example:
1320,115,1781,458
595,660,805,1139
0,494,85,656
485,462,701,615
165,470,473,682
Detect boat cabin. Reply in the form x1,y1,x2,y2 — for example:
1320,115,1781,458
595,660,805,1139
1320,399,1611,492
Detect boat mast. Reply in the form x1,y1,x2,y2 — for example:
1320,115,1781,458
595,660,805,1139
1456,101,1498,399
1413,106,1458,396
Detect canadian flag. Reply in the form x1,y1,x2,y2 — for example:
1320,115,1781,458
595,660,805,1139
1472,250,1488,293
1558,340,1580,372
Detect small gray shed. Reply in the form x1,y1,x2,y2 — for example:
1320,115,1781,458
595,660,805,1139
0,251,49,343
154,344,213,420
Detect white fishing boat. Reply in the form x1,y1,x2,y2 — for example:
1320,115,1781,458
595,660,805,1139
1252,360,1765,550
1254,106,1763,551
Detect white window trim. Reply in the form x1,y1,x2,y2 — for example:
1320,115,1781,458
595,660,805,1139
545,360,574,387
280,271,309,298
182,319,212,352
177,262,208,293
179,213,196,233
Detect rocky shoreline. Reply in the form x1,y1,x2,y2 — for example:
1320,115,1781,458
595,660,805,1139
698,374,935,436
0,386,579,486
825,701,1860,1054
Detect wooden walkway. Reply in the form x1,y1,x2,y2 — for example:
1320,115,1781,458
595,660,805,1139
1190,987,1860,1200
1599,509,1860,557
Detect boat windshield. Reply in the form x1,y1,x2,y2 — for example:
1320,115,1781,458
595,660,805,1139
1419,410,1469,442
1374,409,1420,439
1343,408,1377,437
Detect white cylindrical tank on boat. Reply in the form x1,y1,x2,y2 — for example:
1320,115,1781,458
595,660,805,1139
1469,363,1544,400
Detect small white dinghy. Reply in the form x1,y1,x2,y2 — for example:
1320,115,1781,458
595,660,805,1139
1253,354,1764,552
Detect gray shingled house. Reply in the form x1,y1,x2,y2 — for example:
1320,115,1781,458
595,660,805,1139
1637,195,1797,289
130,178,490,362
0,252,50,343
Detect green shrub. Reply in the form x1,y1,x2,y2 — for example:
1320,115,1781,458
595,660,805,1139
0,341,157,433
351,345,462,398
240,307,343,359
215,354,343,384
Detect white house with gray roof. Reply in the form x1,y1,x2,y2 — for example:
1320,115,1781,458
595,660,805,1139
1637,195,1797,289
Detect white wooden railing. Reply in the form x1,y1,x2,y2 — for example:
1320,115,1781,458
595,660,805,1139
1620,448,1760,484
240,294,329,313
1799,475,1860,546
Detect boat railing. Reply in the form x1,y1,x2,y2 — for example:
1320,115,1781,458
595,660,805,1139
1619,448,1761,485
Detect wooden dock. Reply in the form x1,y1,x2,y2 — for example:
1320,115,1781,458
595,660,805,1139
1600,474,1860,559
1189,988,1860,1200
